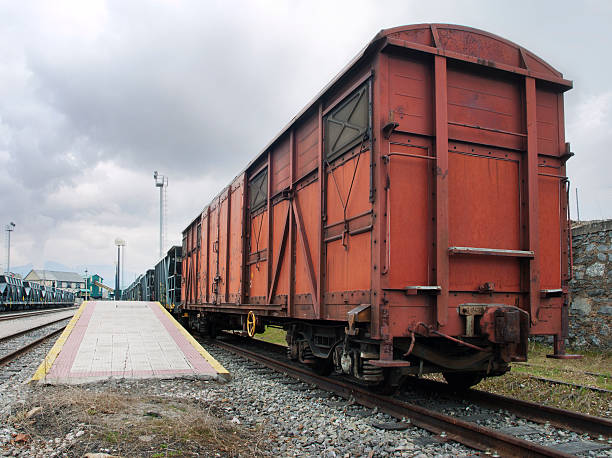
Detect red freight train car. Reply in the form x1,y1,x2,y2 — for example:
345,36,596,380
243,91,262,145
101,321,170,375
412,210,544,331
181,24,574,389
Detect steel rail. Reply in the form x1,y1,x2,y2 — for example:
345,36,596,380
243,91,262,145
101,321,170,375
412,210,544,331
0,316,73,343
0,307,77,322
527,374,612,394
233,334,612,437
409,378,612,437
0,326,65,367
212,339,573,458
241,335,612,437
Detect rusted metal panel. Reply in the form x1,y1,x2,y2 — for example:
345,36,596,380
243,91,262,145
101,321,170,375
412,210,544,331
434,55,449,329
271,135,291,196
387,54,433,136
372,52,388,344
288,130,296,317
448,149,522,293
295,110,319,180
228,177,244,304
266,151,273,301
439,27,524,70
293,181,320,318
387,27,435,48
525,77,541,325
248,209,268,299
558,93,570,344
203,209,210,303
538,173,562,290
446,66,524,150
269,200,290,301
324,151,372,293
208,200,219,303
198,211,208,304
385,138,432,288
382,25,571,88
536,88,561,156
317,102,324,320
216,191,229,303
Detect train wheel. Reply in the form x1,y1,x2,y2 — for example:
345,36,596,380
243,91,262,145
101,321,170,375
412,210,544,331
442,371,484,390
246,311,256,337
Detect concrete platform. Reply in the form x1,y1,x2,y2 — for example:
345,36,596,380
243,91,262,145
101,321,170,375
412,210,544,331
31,301,228,384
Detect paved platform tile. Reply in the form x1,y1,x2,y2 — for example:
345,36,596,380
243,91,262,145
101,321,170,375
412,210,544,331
31,301,228,384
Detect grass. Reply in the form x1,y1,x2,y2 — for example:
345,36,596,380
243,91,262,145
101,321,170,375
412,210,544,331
255,326,287,346
10,385,262,457
475,341,611,417
512,341,612,389
477,371,611,417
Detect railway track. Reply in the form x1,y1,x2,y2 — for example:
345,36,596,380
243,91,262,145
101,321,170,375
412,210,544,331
0,326,66,367
0,306,77,322
514,362,611,379
513,362,611,392
524,374,612,394
401,377,612,437
0,316,73,343
208,335,611,458
0,312,73,367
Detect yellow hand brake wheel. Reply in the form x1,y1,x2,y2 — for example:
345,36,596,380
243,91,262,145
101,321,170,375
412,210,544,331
246,311,256,337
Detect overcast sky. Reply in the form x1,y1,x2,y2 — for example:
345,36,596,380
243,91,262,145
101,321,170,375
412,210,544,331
1,0,610,285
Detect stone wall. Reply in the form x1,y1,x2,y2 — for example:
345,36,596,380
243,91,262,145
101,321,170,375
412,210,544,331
568,220,612,350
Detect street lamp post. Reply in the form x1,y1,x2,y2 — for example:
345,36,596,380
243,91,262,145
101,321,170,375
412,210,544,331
5,222,15,274
84,268,88,301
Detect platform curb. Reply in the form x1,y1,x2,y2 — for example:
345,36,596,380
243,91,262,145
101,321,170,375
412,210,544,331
30,301,89,383
155,302,230,378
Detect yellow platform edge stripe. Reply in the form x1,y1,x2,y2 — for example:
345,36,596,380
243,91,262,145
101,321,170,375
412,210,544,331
31,301,90,382
156,302,229,375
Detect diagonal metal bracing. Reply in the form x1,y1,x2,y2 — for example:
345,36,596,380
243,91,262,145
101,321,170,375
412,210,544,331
267,204,290,304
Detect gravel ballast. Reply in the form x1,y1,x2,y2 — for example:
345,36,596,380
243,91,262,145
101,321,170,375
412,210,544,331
1,336,610,456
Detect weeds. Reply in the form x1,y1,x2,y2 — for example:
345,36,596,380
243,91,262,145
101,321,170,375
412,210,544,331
11,385,261,457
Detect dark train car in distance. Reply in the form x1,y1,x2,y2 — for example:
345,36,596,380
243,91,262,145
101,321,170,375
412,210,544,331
154,245,182,310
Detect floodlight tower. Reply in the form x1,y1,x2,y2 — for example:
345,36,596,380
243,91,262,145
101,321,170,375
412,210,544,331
153,171,168,259
114,238,126,300
5,222,15,274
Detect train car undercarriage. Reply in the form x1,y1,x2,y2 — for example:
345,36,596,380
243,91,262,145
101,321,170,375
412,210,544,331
182,303,529,390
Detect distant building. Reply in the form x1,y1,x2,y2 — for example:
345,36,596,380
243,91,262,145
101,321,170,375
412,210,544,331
24,270,85,294
87,274,112,299
4,273,22,279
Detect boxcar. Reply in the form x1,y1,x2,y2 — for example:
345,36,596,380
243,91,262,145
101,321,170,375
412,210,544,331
180,24,573,388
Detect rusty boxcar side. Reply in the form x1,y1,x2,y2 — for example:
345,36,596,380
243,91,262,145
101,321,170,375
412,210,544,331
181,24,573,387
